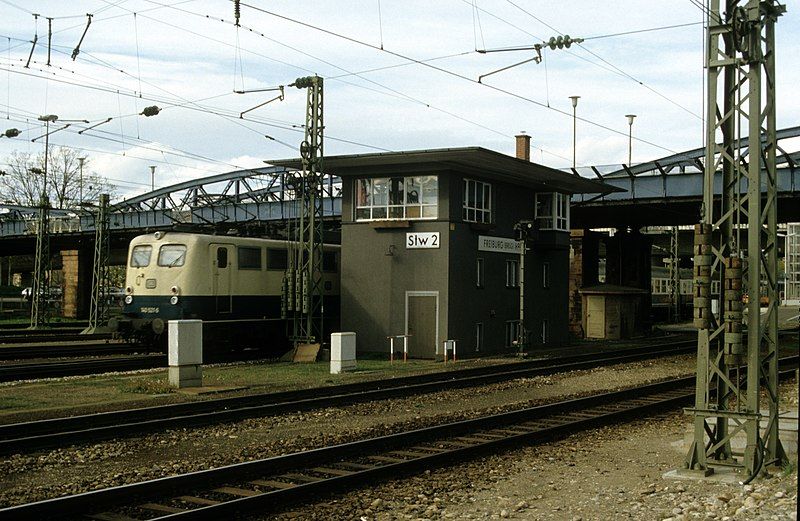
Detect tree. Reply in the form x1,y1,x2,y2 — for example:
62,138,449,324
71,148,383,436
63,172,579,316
0,147,115,209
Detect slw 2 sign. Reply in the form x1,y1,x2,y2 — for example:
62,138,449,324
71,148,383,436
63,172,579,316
406,232,440,249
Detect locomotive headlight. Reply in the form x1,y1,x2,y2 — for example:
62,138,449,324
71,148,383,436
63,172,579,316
124,295,133,305
170,295,179,305
170,285,180,295
125,286,133,295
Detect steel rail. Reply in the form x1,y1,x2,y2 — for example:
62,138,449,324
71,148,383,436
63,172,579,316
0,341,145,361
0,332,113,344
0,355,166,383
0,340,697,455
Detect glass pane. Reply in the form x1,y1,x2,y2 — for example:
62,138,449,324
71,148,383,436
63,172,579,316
356,179,370,207
467,180,476,207
422,205,437,218
130,245,152,267
267,248,288,269
483,183,491,211
237,247,262,269
389,206,404,218
372,178,388,206
421,176,437,205
355,208,371,220
372,206,387,219
158,244,187,267
322,251,338,272
406,177,421,204
406,205,421,219
217,248,228,269
389,177,404,205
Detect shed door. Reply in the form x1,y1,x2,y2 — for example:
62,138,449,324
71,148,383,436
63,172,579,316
586,295,605,339
406,294,437,358
212,244,232,313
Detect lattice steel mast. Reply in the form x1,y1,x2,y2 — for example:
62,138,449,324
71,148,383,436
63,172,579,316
285,76,324,347
686,0,786,478
29,194,50,329
83,193,111,334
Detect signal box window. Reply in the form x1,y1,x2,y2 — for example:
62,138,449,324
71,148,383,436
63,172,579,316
131,245,152,267
157,244,187,267
476,258,485,288
506,259,519,288
216,248,228,269
463,178,492,223
238,247,262,270
535,192,570,231
355,175,438,221
267,248,288,270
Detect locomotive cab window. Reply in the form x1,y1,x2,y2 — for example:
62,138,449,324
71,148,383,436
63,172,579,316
238,247,262,270
216,248,228,269
322,251,338,272
267,248,288,270
130,245,152,267
157,244,187,267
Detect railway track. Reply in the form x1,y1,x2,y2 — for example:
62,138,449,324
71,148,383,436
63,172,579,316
0,340,145,361
3,360,796,521
0,355,166,383
0,332,113,344
0,339,698,455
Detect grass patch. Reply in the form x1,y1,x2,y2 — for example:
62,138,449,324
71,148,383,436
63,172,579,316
117,378,174,395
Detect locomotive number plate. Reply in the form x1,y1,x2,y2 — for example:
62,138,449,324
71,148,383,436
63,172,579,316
140,307,160,313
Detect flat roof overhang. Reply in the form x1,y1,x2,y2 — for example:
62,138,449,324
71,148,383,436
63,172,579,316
268,147,622,195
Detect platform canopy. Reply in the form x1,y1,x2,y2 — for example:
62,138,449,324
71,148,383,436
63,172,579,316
268,147,622,195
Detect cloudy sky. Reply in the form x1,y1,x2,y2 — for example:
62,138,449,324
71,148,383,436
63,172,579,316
1,0,798,200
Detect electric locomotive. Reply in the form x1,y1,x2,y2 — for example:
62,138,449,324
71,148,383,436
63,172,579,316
110,231,340,353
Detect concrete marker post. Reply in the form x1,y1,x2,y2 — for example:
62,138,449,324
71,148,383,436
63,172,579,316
168,319,202,388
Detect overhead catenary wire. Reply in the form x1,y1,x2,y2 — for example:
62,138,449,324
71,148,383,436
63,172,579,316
136,0,569,159
238,1,679,154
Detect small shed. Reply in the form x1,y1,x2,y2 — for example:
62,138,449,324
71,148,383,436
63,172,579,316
579,284,648,340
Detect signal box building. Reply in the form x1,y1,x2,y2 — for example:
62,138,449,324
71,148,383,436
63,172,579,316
272,136,616,357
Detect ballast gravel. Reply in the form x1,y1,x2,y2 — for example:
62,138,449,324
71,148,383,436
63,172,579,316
1,356,796,521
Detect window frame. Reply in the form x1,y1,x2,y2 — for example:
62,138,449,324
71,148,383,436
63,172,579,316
505,259,519,288
541,319,549,344
476,257,485,288
267,248,288,270
505,320,520,348
237,246,263,270
535,192,570,231
462,178,492,224
130,245,152,267
355,175,438,221
475,322,484,352
216,247,228,269
157,244,187,267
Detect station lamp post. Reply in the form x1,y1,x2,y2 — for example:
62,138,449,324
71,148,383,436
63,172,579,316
625,114,636,166
569,96,580,169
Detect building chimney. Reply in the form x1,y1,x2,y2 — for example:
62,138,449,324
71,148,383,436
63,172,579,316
515,133,531,161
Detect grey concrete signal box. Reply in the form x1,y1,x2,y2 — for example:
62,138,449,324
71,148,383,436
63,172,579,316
272,138,615,357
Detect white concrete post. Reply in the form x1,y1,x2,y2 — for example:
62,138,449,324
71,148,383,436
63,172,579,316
331,332,356,374
168,320,203,388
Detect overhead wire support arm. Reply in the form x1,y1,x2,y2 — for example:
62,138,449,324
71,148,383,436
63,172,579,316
71,14,93,61
477,35,583,82
236,86,285,118
24,13,40,69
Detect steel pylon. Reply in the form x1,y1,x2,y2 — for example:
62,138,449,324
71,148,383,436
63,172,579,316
284,76,324,347
686,0,786,478
29,195,51,329
82,193,111,334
